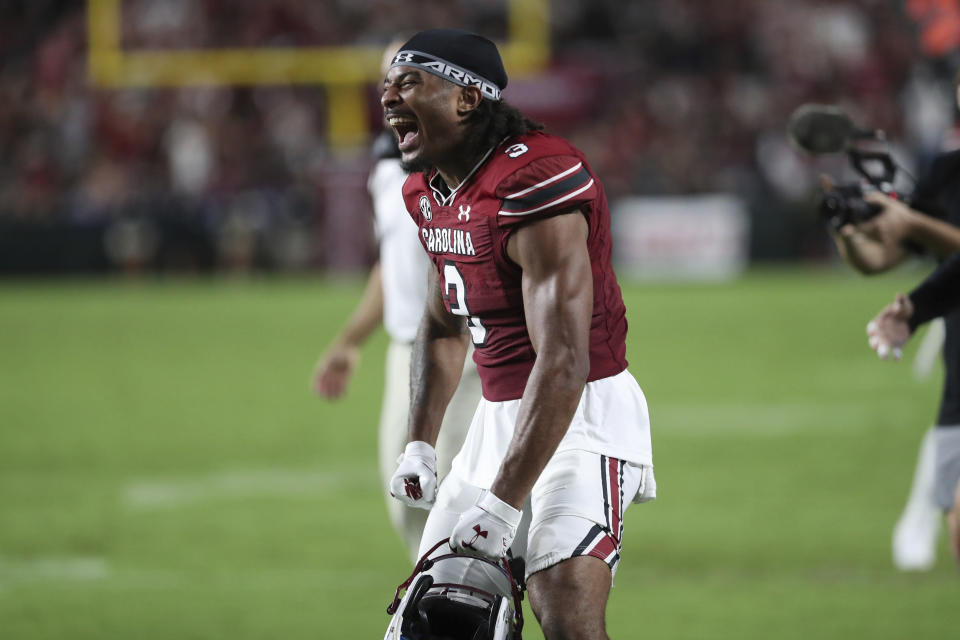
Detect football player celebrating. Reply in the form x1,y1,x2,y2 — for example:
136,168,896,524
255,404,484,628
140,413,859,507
384,29,655,639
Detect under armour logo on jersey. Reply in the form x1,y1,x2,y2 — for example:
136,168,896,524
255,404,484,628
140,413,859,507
505,143,528,158
403,478,422,500
458,204,471,222
419,195,432,221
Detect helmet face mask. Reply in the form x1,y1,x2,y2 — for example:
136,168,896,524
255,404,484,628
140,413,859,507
384,539,523,640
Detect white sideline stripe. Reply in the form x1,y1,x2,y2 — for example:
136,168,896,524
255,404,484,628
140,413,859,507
0,557,387,590
655,403,872,435
124,466,375,508
0,557,108,583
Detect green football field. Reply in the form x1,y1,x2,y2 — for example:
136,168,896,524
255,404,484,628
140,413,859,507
1,267,957,639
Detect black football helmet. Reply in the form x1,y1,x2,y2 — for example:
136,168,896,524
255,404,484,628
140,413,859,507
383,538,524,640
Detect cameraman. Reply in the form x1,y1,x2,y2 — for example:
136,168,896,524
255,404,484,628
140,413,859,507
828,71,960,571
865,250,960,568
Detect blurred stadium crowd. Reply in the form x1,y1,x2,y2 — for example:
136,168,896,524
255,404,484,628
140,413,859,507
1,0,959,273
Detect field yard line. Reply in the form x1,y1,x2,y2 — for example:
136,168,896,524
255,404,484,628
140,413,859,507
653,402,875,435
3,556,940,594
123,465,377,509
0,556,108,583
0,556,392,591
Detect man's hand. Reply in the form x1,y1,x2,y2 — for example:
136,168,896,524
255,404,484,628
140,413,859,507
389,441,438,509
450,490,522,560
832,191,913,246
859,192,916,243
312,343,360,399
821,176,910,274
867,293,915,361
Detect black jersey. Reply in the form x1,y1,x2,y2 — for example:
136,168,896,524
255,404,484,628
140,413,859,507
909,252,960,328
912,149,960,426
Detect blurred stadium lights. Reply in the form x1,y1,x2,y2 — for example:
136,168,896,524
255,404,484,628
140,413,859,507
86,0,550,151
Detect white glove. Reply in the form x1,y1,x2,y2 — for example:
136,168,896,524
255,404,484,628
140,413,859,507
450,490,522,560
389,441,437,510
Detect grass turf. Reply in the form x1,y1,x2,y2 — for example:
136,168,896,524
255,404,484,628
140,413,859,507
0,267,957,639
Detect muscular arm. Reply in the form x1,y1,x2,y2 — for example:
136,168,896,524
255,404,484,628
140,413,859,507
490,211,593,509
407,268,470,446
312,261,385,398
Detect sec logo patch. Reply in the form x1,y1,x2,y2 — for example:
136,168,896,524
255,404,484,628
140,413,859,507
419,194,432,221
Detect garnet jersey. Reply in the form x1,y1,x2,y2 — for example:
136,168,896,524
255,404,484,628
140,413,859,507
403,131,628,401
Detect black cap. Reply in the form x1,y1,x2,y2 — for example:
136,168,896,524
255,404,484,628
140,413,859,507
390,29,507,101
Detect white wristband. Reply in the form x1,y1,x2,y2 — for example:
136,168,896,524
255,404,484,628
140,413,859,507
477,490,522,526
404,441,436,459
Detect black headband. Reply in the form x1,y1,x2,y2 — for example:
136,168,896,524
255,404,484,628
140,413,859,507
390,29,507,101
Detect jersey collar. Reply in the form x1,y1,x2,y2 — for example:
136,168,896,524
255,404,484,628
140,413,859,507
428,144,499,208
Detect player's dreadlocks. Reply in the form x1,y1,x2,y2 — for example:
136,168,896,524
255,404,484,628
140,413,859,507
462,99,544,159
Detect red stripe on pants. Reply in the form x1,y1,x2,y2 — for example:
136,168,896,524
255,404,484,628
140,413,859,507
608,457,621,542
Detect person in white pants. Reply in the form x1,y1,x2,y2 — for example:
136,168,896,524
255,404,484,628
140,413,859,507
867,251,960,569
829,136,960,570
312,41,479,563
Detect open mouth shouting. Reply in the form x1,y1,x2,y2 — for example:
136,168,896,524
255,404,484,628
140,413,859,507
388,114,421,153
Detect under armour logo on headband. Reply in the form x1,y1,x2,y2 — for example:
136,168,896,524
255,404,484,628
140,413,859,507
391,50,502,101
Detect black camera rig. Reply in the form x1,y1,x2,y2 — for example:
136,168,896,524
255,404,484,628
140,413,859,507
787,104,909,230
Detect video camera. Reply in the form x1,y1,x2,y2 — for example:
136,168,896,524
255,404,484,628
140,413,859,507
786,104,909,231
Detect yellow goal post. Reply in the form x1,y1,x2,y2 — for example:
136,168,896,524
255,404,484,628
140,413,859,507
86,0,549,150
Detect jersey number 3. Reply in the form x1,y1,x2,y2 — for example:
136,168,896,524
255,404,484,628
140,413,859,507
443,261,488,347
